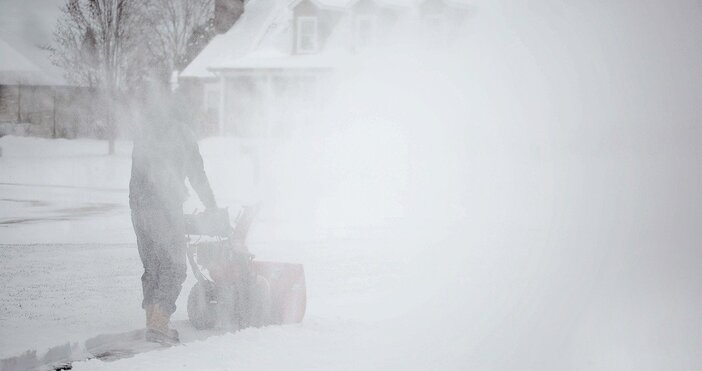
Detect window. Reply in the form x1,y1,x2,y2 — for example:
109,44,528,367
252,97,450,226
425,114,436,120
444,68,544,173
205,90,219,115
296,16,319,54
354,15,377,51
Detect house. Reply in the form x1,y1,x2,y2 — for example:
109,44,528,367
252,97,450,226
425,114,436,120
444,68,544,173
0,37,60,137
180,0,472,137
0,37,95,138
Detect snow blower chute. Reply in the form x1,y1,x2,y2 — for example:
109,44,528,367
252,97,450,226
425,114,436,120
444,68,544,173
184,206,306,330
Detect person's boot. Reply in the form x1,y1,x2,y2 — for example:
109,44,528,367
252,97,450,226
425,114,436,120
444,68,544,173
145,304,179,345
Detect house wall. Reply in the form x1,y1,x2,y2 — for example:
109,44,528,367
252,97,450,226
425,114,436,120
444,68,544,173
0,85,53,128
54,87,99,138
0,84,97,138
202,81,221,136
219,70,328,138
176,78,220,137
0,85,19,123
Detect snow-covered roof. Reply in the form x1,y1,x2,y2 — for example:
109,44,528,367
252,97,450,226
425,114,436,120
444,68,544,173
180,0,356,77
210,49,345,70
0,37,63,85
181,0,472,78
181,0,287,78
0,38,40,72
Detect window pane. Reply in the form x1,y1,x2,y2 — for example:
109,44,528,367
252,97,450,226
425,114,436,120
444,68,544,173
297,18,317,52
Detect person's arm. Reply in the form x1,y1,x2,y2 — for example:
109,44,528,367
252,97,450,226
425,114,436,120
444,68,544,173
186,140,217,210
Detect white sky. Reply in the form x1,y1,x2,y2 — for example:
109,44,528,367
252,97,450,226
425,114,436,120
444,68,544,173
0,0,63,52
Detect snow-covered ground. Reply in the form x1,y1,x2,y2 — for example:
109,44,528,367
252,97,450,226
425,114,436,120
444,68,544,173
0,137,133,245
1,133,700,370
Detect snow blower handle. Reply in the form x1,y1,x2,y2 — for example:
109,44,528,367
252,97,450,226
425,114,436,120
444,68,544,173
184,208,233,237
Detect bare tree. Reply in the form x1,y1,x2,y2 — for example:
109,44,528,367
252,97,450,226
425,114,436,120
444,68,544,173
50,0,150,154
145,0,214,77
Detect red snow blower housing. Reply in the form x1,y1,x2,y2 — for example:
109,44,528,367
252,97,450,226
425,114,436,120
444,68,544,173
184,206,306,330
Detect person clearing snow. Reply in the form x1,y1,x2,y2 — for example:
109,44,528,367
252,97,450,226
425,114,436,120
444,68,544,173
129,81,218,345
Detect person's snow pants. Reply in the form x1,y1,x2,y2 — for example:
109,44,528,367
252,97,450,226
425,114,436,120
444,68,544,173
131,204,186,317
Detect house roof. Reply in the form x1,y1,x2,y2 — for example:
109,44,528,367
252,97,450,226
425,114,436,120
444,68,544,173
181,0,472,78
0,38,40,72
181,0,287,78
0,0,70,85
0,37,63,85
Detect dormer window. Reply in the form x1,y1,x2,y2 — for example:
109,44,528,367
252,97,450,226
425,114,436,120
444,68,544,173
296,16,319,54
354,15,377,51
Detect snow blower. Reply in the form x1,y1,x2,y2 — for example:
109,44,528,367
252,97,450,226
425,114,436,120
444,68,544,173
184,206,306,330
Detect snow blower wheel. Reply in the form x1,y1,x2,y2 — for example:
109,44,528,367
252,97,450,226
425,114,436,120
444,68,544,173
187,280,218,330
185,206,306,331
249,275,272,328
